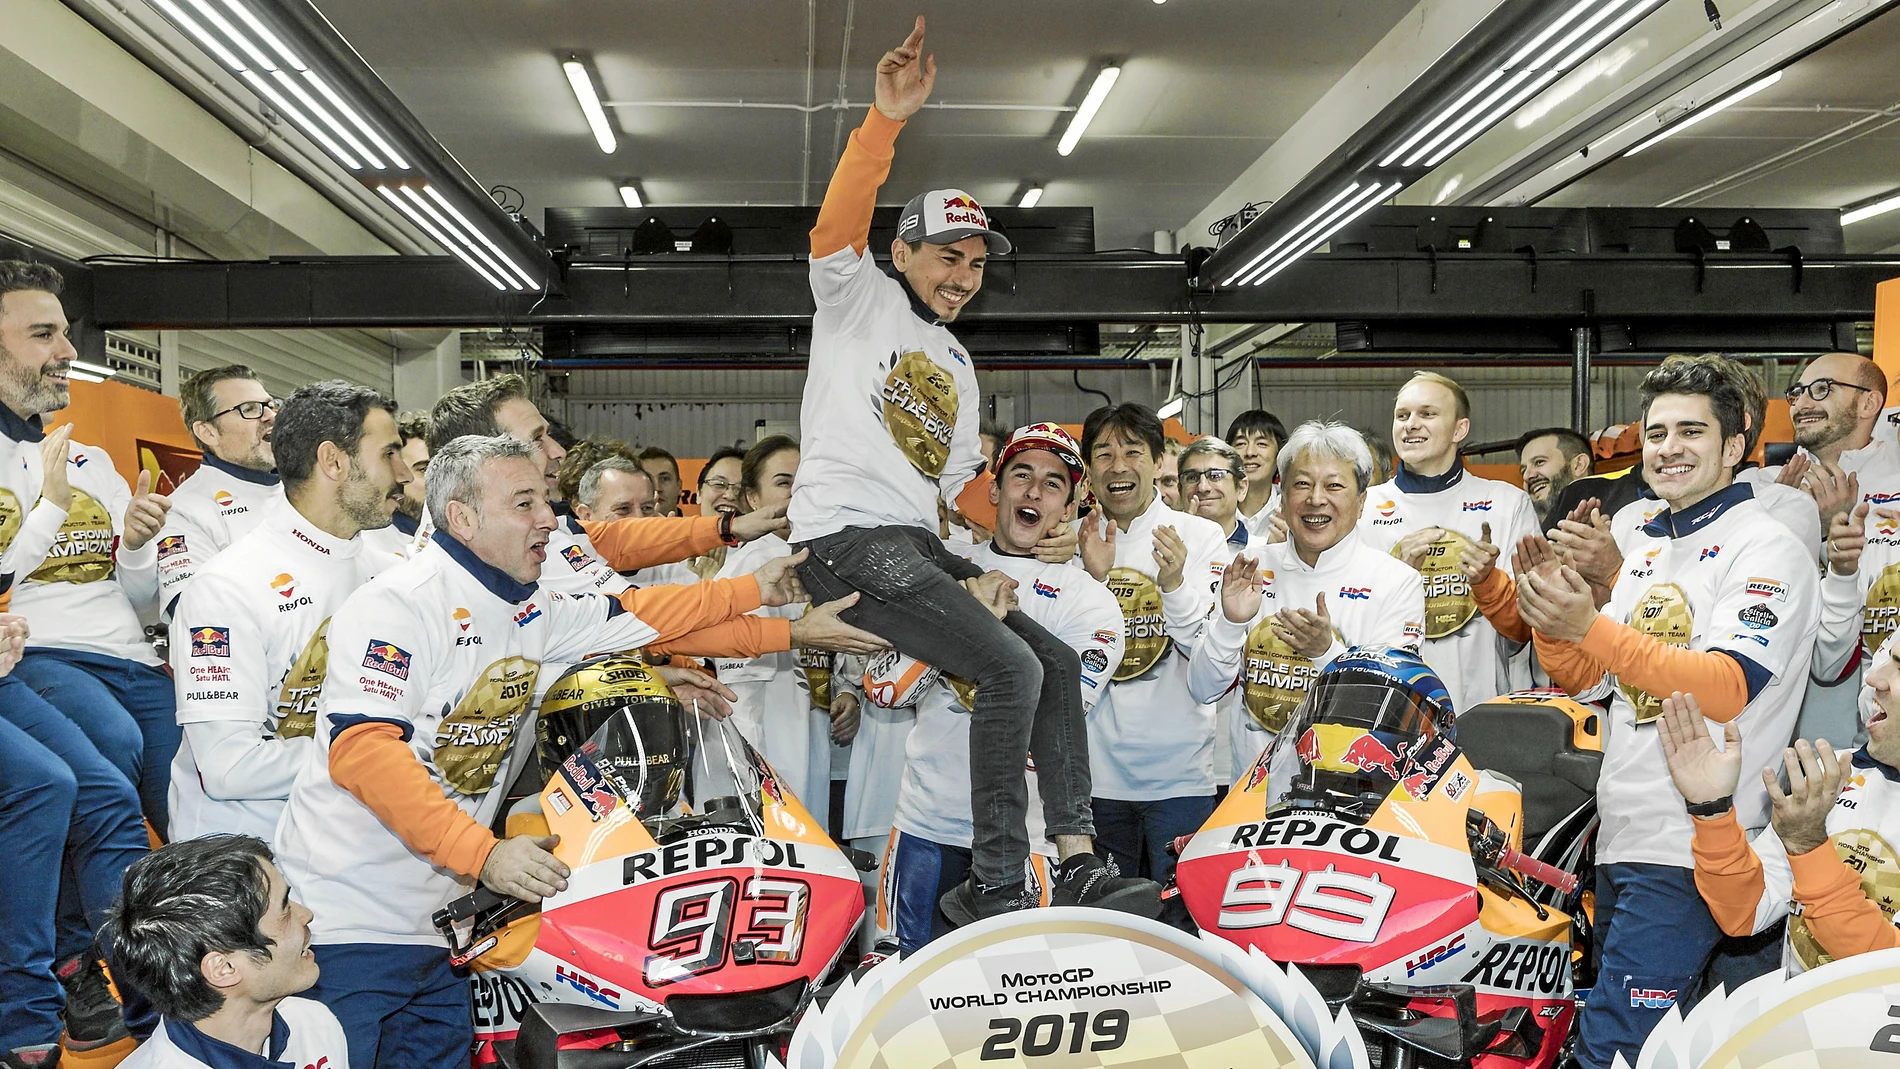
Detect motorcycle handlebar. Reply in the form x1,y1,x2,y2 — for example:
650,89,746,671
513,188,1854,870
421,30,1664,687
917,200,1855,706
1499,847,1579,895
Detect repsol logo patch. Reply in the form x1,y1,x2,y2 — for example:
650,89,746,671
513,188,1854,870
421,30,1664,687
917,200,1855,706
621,835,808,884
1460,939,1568,995
1225,816,1403,862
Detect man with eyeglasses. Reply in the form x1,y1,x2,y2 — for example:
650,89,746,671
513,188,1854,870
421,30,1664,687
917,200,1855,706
1741,353,1897,533
1178,437,1251,556
157,366,285,620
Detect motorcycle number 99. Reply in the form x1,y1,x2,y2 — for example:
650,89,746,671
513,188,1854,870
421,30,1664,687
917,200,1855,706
645,876,812,985
982,1011,1130,1060
1217,862,1394,942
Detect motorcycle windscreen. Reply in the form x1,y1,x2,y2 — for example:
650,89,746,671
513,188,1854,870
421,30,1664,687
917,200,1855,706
1258,677,1447,819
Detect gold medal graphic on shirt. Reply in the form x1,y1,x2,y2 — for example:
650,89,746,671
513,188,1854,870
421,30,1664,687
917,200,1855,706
433,656,540,796
1107,566,1170,681
1242,619,1335,734
881,350,958,478
0,488,21,554
1622,582,1693,723
1863,562,1900,656
28,489,115,585
792,603,834,709
1788,826,1899,971
948,673,978,711
1397,528,1477,639
273,619,330,739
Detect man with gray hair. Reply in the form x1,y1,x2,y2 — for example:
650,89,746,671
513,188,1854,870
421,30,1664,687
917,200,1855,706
1188,420,1427,780
273,433,810,1069
573,456,658,522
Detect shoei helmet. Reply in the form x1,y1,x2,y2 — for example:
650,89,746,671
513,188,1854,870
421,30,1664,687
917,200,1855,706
538,655,688,818
1263,645,1456,819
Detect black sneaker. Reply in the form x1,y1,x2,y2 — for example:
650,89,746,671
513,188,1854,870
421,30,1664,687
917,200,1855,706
1,1046,60,1069
1049,854,1163,918
55,954,128,1051
939,876,1038,928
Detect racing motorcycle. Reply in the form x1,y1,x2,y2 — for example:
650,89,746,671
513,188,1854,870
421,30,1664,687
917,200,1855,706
1171,648,1601,1069
434,655,868,1069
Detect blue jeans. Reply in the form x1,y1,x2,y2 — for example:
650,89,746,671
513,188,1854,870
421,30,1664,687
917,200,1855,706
1575,863,1724,1069
0,677,154,1051
1092,795,1216,885
308,944,472,1069
14,648,179,840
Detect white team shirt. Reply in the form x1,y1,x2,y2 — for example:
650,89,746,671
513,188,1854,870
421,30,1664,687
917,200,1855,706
1582,484,1819,868
119,998,348,1069
1239,488,1282,544
275,531,660,946
1357,464,1539,714
893,543,1122,850
1741,439,1900,514
155,455,284,620
1612,481,1823,558
1188,528,1426,781
358,511,425,567
168,505,382,842
789,247,986,543
1,414,161,665
1087,495,1230,799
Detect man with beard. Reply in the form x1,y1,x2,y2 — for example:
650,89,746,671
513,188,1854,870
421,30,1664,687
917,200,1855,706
359,412,429,563
168,382,413,843
158,366,284,620
1189,421,1425,780
1516,427,1593,527
1742,352,1896,532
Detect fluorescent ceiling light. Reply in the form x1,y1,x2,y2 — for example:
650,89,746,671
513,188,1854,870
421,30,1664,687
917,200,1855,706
1058,65,1120,157
1843,193,1900,226
1156,396,1184,419
70,360,115,379
1018,186,1044,208
66,368,105,384
619,182,643,208
1625,70,1781,156
564,59,617,154
1241,181,1400,287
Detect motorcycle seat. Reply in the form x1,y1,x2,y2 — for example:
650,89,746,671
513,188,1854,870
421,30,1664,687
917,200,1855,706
1456,694,1601,841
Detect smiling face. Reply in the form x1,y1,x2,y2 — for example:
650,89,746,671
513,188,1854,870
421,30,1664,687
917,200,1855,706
335,408,411,533
892,235,987,321
743,447,800,515
233,859,318,1003
450,455,557,584
1087,428,1159,528
698,456,745,516
1391,379,1470,476
1230,431,1280,492
1789,352,1883,454
1281,449,1364,561
1642,393,1745,512
1863,643,1900,766
1180,452,1244,532
990,448,1073,554
1519,435,1580,511
0,289,77,418
492,396,566,498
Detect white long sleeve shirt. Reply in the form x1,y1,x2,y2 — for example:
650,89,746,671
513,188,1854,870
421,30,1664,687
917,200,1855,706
118,997,349,1069
155,454,284,619
1189,528,1426,781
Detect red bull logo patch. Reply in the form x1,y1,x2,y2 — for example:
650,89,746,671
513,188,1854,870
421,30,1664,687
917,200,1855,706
190,626,230,658
361,641,411,680
1342,733,1403,779
156,535,187,560
760,773,787,807
561,747,621,821
1397,733,1460,800
1243,751,1272,793
942,194,981,210
561,545,592,571
1296,728,1321,765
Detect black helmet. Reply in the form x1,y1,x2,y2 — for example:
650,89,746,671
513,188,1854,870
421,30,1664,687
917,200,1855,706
538,655,688,818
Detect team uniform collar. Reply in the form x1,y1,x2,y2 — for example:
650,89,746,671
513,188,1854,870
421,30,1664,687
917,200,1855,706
200,453,280,487
430,528,538,603
1278,526,1362,575
390,510,419,537
0,404,44,443
274,505,359,558
1639,482,1754,539
1224,518,1249,550
885,262,945,326
1836,437,1889,471
1853,747,1900,782
162,1012,294,1069
1394,457,1465,495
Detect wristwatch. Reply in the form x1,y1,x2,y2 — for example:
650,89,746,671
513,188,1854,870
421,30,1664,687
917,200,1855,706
1685,795,1733,818
717,511,740,546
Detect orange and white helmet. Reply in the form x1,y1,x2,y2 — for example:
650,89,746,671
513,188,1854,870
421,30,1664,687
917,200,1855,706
862,650,942,709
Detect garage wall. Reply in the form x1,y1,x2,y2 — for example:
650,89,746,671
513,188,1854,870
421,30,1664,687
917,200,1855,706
174,329,397,398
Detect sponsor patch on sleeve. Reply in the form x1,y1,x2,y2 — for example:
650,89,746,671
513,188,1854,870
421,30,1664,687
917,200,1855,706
1080,647,1109,674
1402,621,1424,641
561,544,594,571
1737,603,1777,629
1744,577,1787,601
361,640,412,680
189,626,230,658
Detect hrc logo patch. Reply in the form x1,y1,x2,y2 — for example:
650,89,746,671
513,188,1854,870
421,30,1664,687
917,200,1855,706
514,603,542,628
190,626,230,658
362,641,412,680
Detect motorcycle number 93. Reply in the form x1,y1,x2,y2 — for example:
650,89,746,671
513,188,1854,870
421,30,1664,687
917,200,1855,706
1217,862,1395,942
646,876,812,986
982,1010,1130,1060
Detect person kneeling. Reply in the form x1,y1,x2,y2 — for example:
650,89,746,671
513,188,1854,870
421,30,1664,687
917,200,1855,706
105,835,348,1069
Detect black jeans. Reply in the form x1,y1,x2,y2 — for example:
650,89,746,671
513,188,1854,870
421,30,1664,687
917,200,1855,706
796,525,1093,886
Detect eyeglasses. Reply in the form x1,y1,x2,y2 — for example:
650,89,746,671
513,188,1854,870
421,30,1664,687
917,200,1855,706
1179,468,1237,486
1785,378,1876,403
700,478,741,494
208,398,281,422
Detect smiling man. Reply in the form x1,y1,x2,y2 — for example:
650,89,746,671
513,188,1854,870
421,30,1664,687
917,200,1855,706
1188,421,1425,781
1226,410,1288,542
157,366,285,620
1516,426,1593,527
1519,357,1818,1069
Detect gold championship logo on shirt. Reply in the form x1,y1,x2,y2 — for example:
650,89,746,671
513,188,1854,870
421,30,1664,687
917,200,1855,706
1623,582,1693,723
434,656,540,795
948,673,977,711
1396,528,1477,639
1242,619,1335,734
881,350,958,478
1864,562,1900,655
29,489,116,585
1789,827,1899,970
792,602,834,708
1106,566,1170,681
274,619,331,739
0,488,21,553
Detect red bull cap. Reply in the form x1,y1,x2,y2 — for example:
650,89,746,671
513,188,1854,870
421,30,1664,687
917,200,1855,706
998,422,1085,484
898,188,1013,255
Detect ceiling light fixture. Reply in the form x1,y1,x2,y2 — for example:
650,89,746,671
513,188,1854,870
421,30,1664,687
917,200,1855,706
1843,191,1900,226
1058,64,1121,157
1156,395,1184,419
564,57,617,154
1018,185,1044,208
66,367,105,384
1623,70,1782,156
619,182,644,208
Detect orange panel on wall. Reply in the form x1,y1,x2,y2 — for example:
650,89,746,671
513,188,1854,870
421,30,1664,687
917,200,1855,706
43,380,196,491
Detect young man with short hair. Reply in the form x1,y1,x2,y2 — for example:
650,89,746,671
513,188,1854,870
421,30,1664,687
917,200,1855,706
636,445,683,517
157,366,284,620
107,835,347,1069
1155,438,1184,510
1189,421,1426,780
1226,409,1287,542
1520,358,1819,1069
1517,426,1593,527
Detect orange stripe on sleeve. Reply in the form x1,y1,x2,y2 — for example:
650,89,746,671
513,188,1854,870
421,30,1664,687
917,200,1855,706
1532,630,1607,695
1690,810,1767,937
648,615,793,659
1578,614,1750,722
329,723,497,880
810,109,904,257
1790,841,1900,958
578,516,721,572
613,577,764,644
1471,569,1530,643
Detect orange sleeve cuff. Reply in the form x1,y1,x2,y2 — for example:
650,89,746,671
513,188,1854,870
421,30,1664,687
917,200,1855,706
1790,843,1900,957
1471,569,1530,643
329,723,497,880
1579,615,1749,721
810,109,903,257
649,615,794,659
1690,810,1767,937
1532,630,1607,694
578,516,722,571
613,577,763,643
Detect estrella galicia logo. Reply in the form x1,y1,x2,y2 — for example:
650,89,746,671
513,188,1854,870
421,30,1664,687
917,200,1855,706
362,641,412,680
190,626,230,658
1629,988,1677,1010
1738,604,1777,630
514,603,543,628
1081,647,1109,674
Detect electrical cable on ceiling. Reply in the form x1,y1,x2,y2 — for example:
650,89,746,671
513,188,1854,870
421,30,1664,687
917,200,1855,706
1704,1,1723,30
489,184,525,214
1072,369,1114,408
